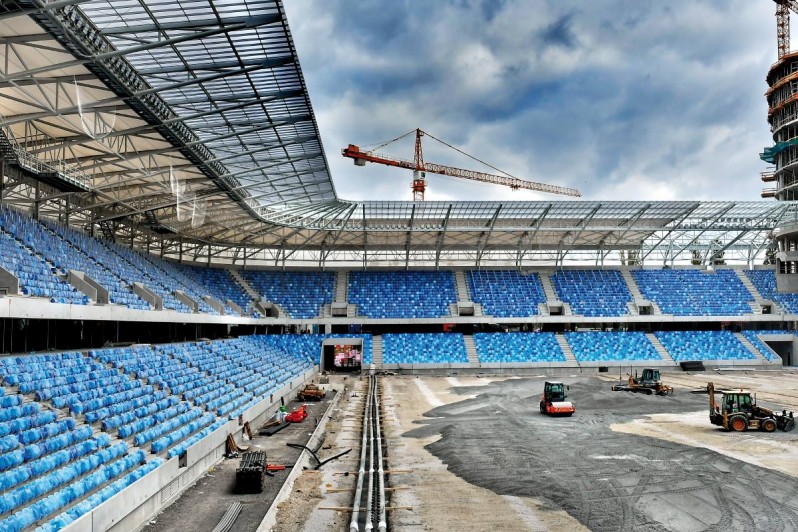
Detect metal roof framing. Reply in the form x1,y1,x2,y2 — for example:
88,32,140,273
0,0,794,267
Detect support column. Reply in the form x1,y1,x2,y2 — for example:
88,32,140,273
33,181,40,220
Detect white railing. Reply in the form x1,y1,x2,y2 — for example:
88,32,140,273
1,124,91,190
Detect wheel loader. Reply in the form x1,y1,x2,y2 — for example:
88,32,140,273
539,381,575,416
707,382,795,432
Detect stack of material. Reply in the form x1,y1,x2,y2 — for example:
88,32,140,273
235,451,267,493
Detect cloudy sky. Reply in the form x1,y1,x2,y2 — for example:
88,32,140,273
283,1,777,203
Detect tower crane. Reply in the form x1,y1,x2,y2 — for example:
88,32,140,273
775,0,798,59
341,128,581,201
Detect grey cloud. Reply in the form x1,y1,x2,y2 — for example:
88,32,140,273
285,0,776,202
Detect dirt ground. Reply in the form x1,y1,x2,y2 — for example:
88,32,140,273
281,370,798,532
390,374,798,531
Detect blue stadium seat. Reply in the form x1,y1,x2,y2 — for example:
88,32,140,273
655,330,757,361
565,331,661,362
473,333,564,363
349,271,456,318
634,269,753,316
467,270,546,317
383,333,467,364
241,270,335,319
551,270,632,317
745,270,798,314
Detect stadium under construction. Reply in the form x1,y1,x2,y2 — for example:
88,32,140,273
0,1,796,531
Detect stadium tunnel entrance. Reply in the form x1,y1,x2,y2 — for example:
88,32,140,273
763,337,794,365
320,337,363,373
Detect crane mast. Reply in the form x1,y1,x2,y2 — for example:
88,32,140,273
775,0,798,59
342,128,581,201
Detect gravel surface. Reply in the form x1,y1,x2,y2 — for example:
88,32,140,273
405,376,798,532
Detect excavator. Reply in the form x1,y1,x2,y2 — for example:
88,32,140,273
539,381,575,416
611,368,674,396
707,382,795,432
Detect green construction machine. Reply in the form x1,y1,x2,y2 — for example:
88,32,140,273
707,382,795,432
611,368,674,396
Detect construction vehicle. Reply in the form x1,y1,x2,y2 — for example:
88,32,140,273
342,128,581,201
297,383,326,401
539,381,575,416
707,382,795,432
611,368,674,396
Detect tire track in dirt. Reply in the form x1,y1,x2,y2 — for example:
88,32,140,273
409,377,798,532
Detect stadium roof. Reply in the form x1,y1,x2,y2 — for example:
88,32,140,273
0,0,794,266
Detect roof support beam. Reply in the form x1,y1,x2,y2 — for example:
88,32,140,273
434,204,453,269
640,203,702,262
559,204,601,261
670,203,737,260
610,203,650,247
362,204,368,269
516,204,552,266
99,14,282,36
0,73,96,89
26,114,311,155
405,204,416,270
476,204,503,267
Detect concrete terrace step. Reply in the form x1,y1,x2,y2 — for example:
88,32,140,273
335,270,348,302
735,269,763,300
646,333,676,365
734,269,771,314
620,270,643,299
463,335,479,367
454,271,470,302
372,335,384,368
734,332,771,363
555,334,580,367
539,272,559,302
228,270,260,312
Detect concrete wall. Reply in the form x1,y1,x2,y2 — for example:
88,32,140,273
381,359,778,376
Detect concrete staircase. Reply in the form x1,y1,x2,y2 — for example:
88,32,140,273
334,270,348,302
555,334,579,367
229,269,272,315
454,270,470,302
735,332,771,363
539,272,559,302
621,270,643,298
464,335,479,366
372,335,384,368
229,270,259,303
539,273,573,315
646,333,676,365
734,269,768,315
621,270,660,315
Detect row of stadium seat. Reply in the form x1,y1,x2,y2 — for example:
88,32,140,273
0,335,317,530
0,205,793,319
373,331,773,364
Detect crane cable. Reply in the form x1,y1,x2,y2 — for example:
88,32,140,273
361,129,417,152
362,128,526,186
421,130,518,179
